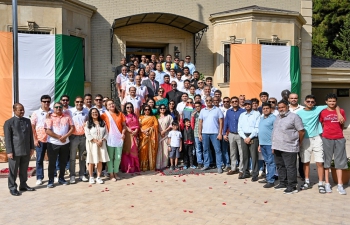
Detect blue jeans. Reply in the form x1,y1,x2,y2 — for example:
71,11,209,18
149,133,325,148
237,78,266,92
35,141,48,180
202,134,222,168
260,145,275,183
221,139,230,167
195,137,203,164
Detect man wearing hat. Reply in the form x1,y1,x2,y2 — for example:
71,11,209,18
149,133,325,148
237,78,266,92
238,100,261,181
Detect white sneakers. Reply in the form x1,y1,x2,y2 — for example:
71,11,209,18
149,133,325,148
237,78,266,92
36,179,43,185
70,176,76,184
54,177,58,183
89,177,95,184
96,177,104,184
80,176,88,182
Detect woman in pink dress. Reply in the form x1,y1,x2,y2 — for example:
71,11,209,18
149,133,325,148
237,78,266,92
120,102,140,173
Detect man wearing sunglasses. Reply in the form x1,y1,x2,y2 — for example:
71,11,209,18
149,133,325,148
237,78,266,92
223,96,245,176
184,55,196,75
31,95,53,185
267,97,279,116
60,95,72,115
296,95,344,194
198,96,224,173
195,79,205,95
122,86,142,116
93,94,106,114
166,81,184,107
68,96,89,184
45,102,74,188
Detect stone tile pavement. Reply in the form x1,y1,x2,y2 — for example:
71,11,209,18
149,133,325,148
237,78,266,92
1,130,350,224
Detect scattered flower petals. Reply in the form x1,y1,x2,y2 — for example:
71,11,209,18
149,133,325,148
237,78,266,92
224,181,227,184
88,185,92,187
155,181,158,182
189,210,193,213
183,210,187,212
127,184,130,186
244,182,246,184
149,190,152,192
161,181,163,183
264,201,268,203
131,205,134,207
209,187,213,189
222,203,226,205
101,190,104,192
132,183,134,185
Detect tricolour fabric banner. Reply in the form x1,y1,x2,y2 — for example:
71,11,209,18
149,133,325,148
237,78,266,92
230,44,301,100
0,32,84,136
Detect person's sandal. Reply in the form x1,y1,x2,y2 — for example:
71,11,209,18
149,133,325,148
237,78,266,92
300,182,311,190
318,185,326,194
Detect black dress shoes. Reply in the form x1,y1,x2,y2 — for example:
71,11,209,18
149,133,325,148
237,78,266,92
19,185,36,191
251,176,258,182
10,189,21,196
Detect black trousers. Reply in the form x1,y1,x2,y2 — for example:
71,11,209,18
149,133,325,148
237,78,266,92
274,150,297,189
298,152,305,179
183,144,194,167
241,137,259,177
8,154,30,191
48,143,70,181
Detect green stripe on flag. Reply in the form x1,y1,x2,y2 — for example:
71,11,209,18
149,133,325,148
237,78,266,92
290,46,301,100
55,34,84,105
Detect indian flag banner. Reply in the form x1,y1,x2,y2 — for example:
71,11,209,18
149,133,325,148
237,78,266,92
230,44,301,100
0,32,84,136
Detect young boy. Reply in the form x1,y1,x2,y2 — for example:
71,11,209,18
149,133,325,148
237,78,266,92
320,93,347,195
180,118,196,169
168,122,182,170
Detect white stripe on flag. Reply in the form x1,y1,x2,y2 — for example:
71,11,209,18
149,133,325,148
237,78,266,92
18,34,55,117
261,45,291,101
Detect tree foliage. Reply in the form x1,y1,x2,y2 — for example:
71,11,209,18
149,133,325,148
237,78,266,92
312,0,350,60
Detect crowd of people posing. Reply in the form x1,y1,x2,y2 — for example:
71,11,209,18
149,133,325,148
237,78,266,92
4,53,348,197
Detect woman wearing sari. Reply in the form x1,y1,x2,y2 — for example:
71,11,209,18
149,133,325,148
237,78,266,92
153,88,168,108
120,103,140,173
156,104,173,170
101,100,126,181
139,105,159,171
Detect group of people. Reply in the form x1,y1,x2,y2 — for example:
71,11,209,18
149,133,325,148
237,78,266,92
3,53,348,196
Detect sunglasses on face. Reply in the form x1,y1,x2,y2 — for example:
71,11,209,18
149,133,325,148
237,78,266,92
160,107,166,110
95,99,102,101
42,101,50,103
126,106,133,109
144,109,151,111
54,106,62,109
231,100,238,103
61,99,69,102
268,101,276,104
75,101,83,103
306,101,315,104
159,91,164,93
171,84,177,86
187,102,193,104
223,101,229,103
206,100,212,102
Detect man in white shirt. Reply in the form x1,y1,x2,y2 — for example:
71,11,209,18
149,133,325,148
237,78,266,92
201,85,212,105
181,67,192,81
116,66,128,98
163,62,172,75
176,92,189,114
195,79,205,95
169,68,177,83
289,93,304,113
121,71,135,99
129,75,148,103
83,94,93,111
184,55,196,75
183,79,191,94
93,94,106,114
122,86,142,116
174,71,185,92
205,77,217,97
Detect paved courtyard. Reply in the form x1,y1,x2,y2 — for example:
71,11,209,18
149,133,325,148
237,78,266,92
1,131,350,224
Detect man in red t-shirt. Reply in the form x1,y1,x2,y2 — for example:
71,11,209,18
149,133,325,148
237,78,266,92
160,74,172,97
319,93,347,195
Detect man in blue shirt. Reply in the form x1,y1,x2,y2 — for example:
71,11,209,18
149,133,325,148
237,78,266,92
223,96,245,175
198,96,224,173
257,103,276,188
238,100,261,181
154,63,167,85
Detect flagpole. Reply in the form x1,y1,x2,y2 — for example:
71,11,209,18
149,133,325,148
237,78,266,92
12,0,19,104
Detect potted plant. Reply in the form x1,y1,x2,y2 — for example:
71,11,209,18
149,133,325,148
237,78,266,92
0,138,8,163
330,158,350,185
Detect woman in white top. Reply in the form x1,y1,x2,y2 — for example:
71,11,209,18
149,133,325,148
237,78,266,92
84,108,110,184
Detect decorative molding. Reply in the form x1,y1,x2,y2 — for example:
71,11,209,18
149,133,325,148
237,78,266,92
27,21,35,31
68,28,86,38
7,24,56,34
257,37,290,45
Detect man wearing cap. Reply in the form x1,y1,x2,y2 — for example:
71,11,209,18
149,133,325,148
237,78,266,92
238,100,261,181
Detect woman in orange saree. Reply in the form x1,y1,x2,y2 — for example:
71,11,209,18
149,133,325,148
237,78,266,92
139,105,159,171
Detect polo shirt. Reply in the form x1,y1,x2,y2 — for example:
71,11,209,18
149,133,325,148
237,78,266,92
181,75,192,81
68,107,88,135
296,105,327,138
289,104,304,113
272,111,304,152
31,107,53,142
116,73,128,85
237,110,260,139
122,81,135,91
45,113,73,145
223,107,245,134
258,114,276,145
93,106,106,115
198,106,224,134
174,79,184,92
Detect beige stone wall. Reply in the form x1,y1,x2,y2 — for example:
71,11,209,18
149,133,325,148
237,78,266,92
79,0,302,97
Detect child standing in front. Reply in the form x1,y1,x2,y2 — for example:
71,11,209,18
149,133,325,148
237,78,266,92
167,122,182,170
180,118,196,169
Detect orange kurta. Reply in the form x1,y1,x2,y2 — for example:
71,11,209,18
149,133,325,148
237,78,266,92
138,115,159,171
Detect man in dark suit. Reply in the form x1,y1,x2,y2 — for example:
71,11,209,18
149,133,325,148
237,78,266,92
4,103,35,196
142,71,159,99
166,80,184,107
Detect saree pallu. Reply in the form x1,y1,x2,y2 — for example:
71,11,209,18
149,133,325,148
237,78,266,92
139,116,159,171
121,114,140,173
156,115,173,169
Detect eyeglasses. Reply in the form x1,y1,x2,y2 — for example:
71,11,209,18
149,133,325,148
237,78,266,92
223,101,230,103
206,100,212,102
144,109,151,111
42,101,50,103
160,108,166,110
61,99,69,102
306,101,315,104
268,101,276,104
197,82,203,84
159,91,164,93
126,106,133,109
231,100,238,103
75,101,83,103
54,106,63,109
171,84,177,86
95,99,102,101
187,102,193,104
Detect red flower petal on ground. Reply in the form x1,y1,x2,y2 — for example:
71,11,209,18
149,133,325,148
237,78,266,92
161,181,163,182
149,190,152,192
189,210,193,213
101,190,104,192
132,183,134,185
182,179,186,182
264,201,268,203
224,181,227,184
127,184,130,186
222,203,226,205
183,210,187,212
244,182,246,184
131,205,134,207
155,181,158,182
88,185,92,187
209,187,212,189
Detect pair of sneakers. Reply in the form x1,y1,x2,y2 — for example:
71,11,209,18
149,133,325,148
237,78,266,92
325,183,347,195
90,177,104,184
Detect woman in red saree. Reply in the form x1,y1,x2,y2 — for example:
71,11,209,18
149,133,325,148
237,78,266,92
139,105,159,171
120,103,140,173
